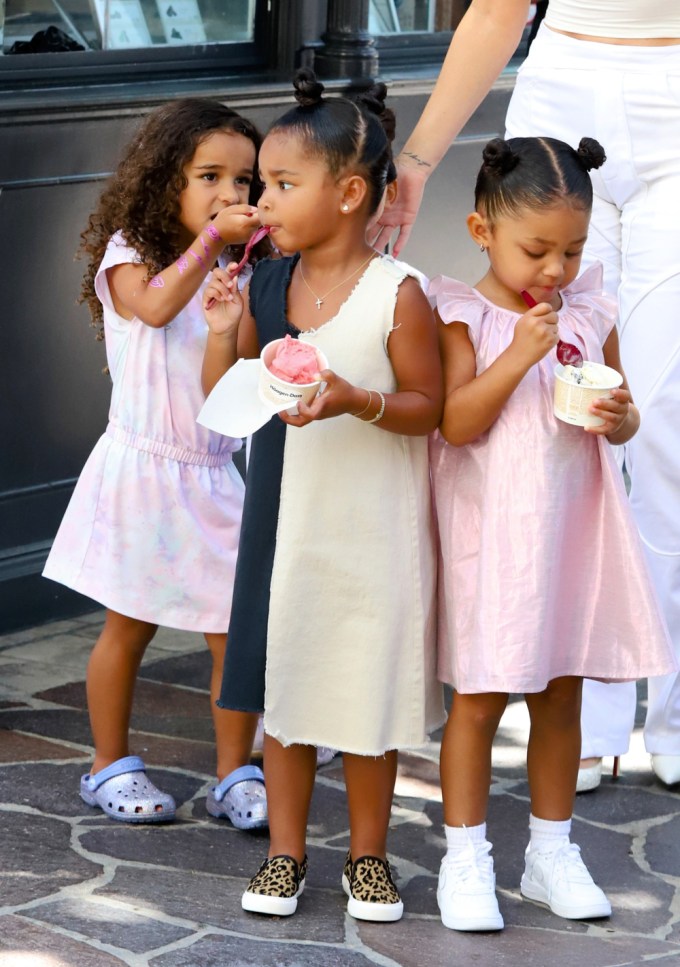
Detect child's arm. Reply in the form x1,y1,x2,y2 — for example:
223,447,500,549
201,268,260,396
282,276,443,435
107,206,258,328
439,301,558,445
587,326,639,444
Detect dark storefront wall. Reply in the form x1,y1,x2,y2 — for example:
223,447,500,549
0,5,517,632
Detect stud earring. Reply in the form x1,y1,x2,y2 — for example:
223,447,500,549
480,244,486,253
342,203,350,212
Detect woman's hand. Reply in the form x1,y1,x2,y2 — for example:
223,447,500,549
508,302,559,368
279,370,366,427
211,205,260,245
371,158,429,256
203,264,243,336
586,387,635,438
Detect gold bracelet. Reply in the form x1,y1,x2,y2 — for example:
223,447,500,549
367,390,386,424
352,388,372,418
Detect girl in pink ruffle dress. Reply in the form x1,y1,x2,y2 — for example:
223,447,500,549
43,99,271,828
429,136,677,933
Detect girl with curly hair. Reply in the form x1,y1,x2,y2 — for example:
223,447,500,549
44,97,271,829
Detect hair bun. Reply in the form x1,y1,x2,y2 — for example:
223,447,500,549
576,137,606,172
292,67,325,108
354,81,395,142
481,138,520,176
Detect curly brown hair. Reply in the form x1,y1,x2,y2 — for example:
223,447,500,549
79,98,266,339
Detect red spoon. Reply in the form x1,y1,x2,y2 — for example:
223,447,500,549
520,289,583,367
205,224,270,310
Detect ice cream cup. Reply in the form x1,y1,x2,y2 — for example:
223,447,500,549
197,338,329,439
259,338,328,416
553,362,623,427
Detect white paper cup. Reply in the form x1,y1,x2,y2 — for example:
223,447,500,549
259,339,328,416
553,362,623,427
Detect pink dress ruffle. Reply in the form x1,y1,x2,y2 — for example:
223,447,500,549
429,264,677,694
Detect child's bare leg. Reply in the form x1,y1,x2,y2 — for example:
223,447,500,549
437,691,509,932
521,677,610,919
343,751,397,860
342,751,403,922
204,632,259,780
440,691,508,825
264,734,316,862
525,676,582,819
86,609,157,774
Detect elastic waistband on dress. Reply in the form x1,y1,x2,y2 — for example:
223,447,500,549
533,23,680,71
106,425,233,467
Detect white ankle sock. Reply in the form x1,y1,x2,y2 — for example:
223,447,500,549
445,822,487,857
528,814,571,852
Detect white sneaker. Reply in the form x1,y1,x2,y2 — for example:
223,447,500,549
520,838,611,919
437,837,504,931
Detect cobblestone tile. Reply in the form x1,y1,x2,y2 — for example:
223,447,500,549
24,897,194,954
0,915,129,966
0,811,102,907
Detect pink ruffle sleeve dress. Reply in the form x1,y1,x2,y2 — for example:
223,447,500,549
429,264,677,694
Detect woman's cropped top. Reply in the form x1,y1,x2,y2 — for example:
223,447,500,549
545,0,680,39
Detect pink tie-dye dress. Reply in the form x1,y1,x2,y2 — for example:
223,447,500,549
43,233,244,632
429,264,677,694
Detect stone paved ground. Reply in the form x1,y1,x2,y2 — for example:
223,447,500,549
1,611,679,967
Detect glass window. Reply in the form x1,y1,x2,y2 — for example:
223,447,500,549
369,0,470,34
1,0,255,53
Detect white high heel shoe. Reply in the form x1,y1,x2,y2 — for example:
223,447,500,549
576,756,620,794
651,754,680,786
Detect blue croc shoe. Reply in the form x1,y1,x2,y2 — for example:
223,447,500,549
80,755,176,823
207,764,268,830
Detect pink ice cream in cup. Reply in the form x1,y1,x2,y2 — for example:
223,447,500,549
259,336,328,415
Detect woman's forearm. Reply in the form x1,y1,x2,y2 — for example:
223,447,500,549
400,0,530,174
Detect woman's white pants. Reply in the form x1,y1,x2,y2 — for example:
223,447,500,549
506,24,680,755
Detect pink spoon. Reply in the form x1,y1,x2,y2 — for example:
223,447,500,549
205,224,270,310
520,289,583,368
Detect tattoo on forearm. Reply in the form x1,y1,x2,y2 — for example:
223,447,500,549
176,254,189,275
150,274,165,288
189,249,205,267
199,234,211,259
206,224,222,241
402,151,432,169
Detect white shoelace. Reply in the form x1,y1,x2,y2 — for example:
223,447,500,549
442,837,495,893
537,840,595,893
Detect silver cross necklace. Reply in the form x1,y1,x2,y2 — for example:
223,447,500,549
298,252,376,309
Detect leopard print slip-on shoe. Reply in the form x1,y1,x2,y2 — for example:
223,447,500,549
241,854,308,916
342,852,404,922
